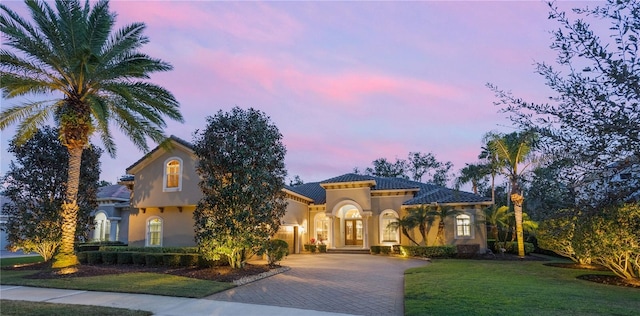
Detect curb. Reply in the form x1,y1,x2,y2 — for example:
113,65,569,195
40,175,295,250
232,266,291,286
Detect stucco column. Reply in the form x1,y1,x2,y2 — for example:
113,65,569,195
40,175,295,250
92,220,101,241
109,217,121,242
325,213,336,249
362,211,372,249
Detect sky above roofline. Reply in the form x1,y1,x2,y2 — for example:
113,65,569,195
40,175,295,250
0,1,605,188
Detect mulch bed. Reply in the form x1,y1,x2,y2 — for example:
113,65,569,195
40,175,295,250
3,262,272,283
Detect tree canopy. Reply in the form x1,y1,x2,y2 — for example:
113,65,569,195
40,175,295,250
193,107,288,269
355,151,453,186
1,126,101,260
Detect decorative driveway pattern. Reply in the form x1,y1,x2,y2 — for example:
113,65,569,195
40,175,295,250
206,254,428,316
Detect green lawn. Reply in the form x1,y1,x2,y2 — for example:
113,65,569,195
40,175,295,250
404,257,640,316
0,300,152,316
0,257,234,298
0,256,44,267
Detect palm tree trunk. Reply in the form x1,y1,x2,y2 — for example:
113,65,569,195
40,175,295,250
52,146,83,269
402,228,419,246
511,190,525,258
436,222,445,245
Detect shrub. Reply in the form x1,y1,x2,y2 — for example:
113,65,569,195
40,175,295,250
198,255,228,268
99,246,199,253
86,251,102,264
77,252,88,264
380,246,392,255
495,242,535,255
132,252,146,265
537,213,592,264
145,253,164,266
318,244,327,253
180,254,199,267
117,252,134,265
370,246,381,254
79,241,125,252
400,246,457,258
163,254,182,267
456,244,480,258
258,239,289,267
101,251,118,264
391,245,402,254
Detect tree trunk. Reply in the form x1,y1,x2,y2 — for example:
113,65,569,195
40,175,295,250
436,221,445,245
52,146,83,269
402,228,419,246
511,192,526,258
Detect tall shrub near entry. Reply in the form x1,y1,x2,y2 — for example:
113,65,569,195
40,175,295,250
193,107,287,269
537,212,592,265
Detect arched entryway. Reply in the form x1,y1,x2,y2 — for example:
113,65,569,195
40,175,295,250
330,201,371,249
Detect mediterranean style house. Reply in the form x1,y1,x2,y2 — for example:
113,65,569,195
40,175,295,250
89,184,131,243
119,136,493,254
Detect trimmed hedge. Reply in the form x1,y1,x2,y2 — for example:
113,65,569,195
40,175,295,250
145,253,164,266
77,241,126,252
163,254,182,267
180,254,199,267
77,252,88,264
101,251,118,264
99,246,198,253
132,252,146,265
318,244,327,253
117,252,134,265
495,242,535,255
400,245,457,258
86,251,102,264
370,246,381,254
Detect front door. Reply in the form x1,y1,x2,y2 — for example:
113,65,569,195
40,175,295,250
345,219,363,246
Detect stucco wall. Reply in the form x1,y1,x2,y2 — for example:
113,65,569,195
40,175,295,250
131,148,202,208
127,206,196,247
325,187,372,213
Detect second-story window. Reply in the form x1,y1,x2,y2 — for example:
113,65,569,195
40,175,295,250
163,157,183,192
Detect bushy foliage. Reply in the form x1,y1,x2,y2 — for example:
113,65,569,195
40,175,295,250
101,252,118,264
116,252,134,265
400,245,457,258
537,212,592,264
145,254,164,266
193,107,287,269
370,246,381,254
574,204,640,284
1,127,100,261
86,251,102,264
258,239,288,267
99,246,198,253
495,242,535,255
456,244,480,258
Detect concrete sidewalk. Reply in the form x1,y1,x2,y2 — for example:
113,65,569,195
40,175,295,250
0,285,358,316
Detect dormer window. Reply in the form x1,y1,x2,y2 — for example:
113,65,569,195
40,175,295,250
163,157,183,192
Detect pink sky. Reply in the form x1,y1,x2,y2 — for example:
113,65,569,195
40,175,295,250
0,1,602,186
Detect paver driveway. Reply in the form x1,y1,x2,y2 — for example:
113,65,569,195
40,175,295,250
206,253,428,316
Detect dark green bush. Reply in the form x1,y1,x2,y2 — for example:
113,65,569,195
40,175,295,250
99,246,199,253
259,239,289,266
86,251,102,264
400,245,457,258
117,252,134,265
392,245,402,254
198,255,228,268
380,246,392,255
77,252,88,264
101,251,118,264
370,246,381,254
163,254,182,267
318,244,327,253
180,254,199,267
132,252,146,265
309,245,317,253
79,241,125,252
145,253,164,266
495,242,535,255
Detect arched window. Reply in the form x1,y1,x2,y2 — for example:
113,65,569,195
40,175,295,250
380,210,399,244
163,157,183,192
455,214,473,238
146,217,163,246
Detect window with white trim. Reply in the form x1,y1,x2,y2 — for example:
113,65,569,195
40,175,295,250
455,214,472,238
315,213,330,243
147,217,163,246
380,210,399,243
163,157,183,192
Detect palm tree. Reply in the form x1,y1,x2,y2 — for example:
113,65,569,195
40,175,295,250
428,204,462,246
456,163,488,194
484,131,537,258
478,143,503,204
483,205,509,243
387,217,419,246
0,0,184,269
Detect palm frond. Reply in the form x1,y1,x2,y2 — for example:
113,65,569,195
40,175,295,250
0,100,57,145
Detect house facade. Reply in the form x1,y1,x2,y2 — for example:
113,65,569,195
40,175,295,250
121,136,492,254
89,184,131,243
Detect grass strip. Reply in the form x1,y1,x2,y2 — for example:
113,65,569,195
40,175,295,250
404,258,640,316
0,256,44,267
0,270,233,298
0,299,152,316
